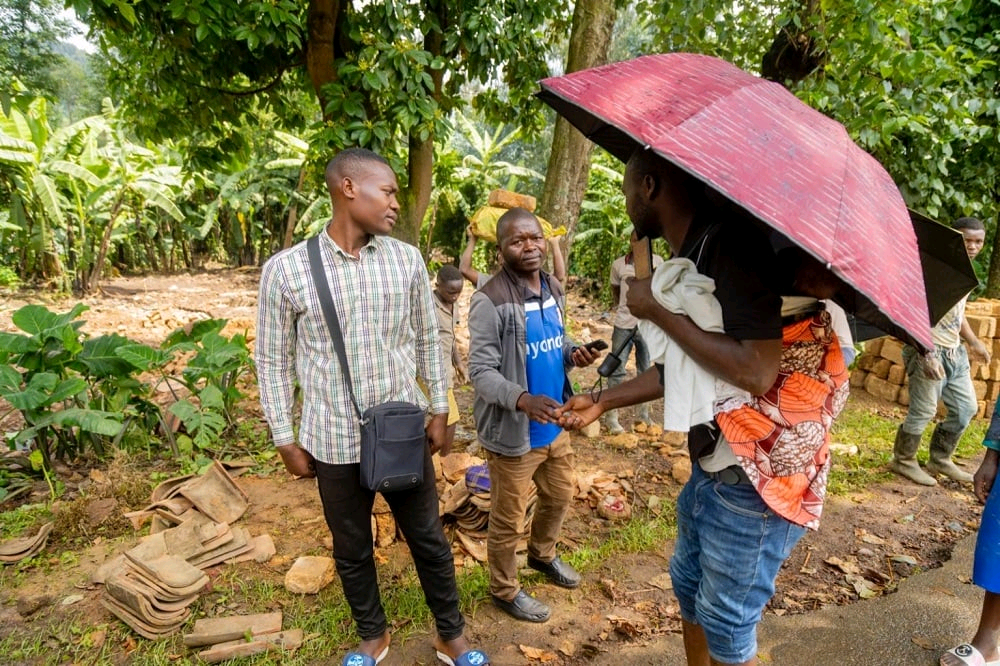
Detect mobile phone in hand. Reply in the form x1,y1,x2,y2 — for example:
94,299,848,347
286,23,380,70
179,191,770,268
584,340,609,352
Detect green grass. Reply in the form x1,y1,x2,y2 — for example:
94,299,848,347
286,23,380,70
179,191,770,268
826,399,989,495
0,508,679,665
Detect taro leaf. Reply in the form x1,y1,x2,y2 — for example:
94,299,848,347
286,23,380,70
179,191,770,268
12,303,88,336
162,318,227,347
0,331,37,355
0,365,22,392
115,343,171,371
79,334,134,378
3,372,59,410
48,408,122,436
48,377,88,404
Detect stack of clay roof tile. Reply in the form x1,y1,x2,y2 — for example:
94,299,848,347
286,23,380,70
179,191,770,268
0,522,53,564
183,611,303,663
96,460,275,639
438,456,536,562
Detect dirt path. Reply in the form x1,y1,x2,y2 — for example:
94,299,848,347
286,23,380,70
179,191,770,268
0,269,985,664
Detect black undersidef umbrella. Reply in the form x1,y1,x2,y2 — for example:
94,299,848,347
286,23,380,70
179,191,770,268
845,210,978,342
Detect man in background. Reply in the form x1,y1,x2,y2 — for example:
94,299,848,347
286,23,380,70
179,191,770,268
892,216,990,486
603,248,664,434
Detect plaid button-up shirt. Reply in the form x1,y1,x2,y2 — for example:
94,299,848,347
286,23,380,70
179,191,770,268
255,230,448,465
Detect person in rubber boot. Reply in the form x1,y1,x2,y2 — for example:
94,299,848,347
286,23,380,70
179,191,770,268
893,217,989,487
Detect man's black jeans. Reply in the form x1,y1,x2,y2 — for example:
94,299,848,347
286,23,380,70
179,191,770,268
314,448,464,641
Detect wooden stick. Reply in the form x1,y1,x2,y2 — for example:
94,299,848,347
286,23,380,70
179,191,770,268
630,232,653,279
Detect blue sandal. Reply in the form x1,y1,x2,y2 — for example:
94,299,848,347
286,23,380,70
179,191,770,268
341,644,389,666
436,648,491,666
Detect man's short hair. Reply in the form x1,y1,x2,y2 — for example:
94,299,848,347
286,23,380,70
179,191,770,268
437,264,463,283
626,147,702,199
953,216,985,232
325,148,390,183
496,207,540,244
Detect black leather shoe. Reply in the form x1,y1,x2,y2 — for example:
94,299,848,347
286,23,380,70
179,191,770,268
491,590,551,622
527,555,581,589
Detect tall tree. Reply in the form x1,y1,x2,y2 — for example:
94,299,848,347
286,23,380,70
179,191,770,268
70,0,569,246
0,0,73,101
538,0,618,259
644,0,1000,291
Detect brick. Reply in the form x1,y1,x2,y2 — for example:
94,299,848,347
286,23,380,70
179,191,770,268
864,374,900,403
898,385,909,406
849,370,868,388
972,363,990,381
978,400,988,419
966,315,996,339
974,379,988,401
857,354,877,372
965,300,993,316
988,381,1000,403
865,338,886,356
989,359,1000,381
991,339,1000,360
871,358,893,380
880,338,906,366
887,364,906,385
488,189,536,212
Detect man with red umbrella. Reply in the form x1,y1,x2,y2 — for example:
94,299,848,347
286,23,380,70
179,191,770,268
557,148,848,666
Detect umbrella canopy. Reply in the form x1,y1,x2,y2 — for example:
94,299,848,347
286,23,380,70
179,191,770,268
537,53,935,350
845,210,979,341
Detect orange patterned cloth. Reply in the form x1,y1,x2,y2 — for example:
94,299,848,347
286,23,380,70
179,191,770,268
714,310,849,530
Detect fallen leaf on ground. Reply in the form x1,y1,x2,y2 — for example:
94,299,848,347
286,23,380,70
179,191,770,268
824,556,861,574
558,640,576,657
845,574,882,599
890,554,918,565
607,615,646,639
856,529,885,545
911,635,936,650
649,573,673,591
519,645,558,662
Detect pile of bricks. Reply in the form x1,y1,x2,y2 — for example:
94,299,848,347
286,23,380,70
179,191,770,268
851,299,1000,419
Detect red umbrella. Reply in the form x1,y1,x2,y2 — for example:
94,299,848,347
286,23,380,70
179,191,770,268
537,52,934,351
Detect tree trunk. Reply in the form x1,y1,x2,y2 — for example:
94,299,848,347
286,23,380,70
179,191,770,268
283,168,308,250
537,0,617,265
396,24,444,249
306,0,340,119
398,132,434,248
760,0,826,86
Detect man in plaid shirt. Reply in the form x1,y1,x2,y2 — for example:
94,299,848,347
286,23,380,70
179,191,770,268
256,148,490,666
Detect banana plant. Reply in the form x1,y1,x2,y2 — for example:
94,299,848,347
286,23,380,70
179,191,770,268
0,91,70,285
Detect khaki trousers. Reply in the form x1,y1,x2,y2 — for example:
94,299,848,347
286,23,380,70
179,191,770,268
486,431,575,601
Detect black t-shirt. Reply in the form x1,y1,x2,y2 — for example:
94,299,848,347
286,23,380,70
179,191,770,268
654,208,783,391
677,211,783,340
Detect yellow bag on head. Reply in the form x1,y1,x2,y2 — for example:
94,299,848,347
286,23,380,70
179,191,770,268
468,206,566,243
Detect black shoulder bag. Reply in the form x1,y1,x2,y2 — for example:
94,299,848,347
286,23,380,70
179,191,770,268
306,236,428,493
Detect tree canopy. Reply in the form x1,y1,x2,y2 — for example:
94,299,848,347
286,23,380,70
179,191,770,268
69,0,570,242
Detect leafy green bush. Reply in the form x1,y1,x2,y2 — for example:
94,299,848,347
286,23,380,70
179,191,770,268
0,304,166,470
162,319,255,453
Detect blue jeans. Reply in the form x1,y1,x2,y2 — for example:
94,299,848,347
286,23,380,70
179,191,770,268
609,326,650,384
901,344,977,435
670,464,806,664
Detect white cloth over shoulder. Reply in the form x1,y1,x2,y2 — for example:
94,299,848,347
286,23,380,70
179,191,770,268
637,257,749,431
